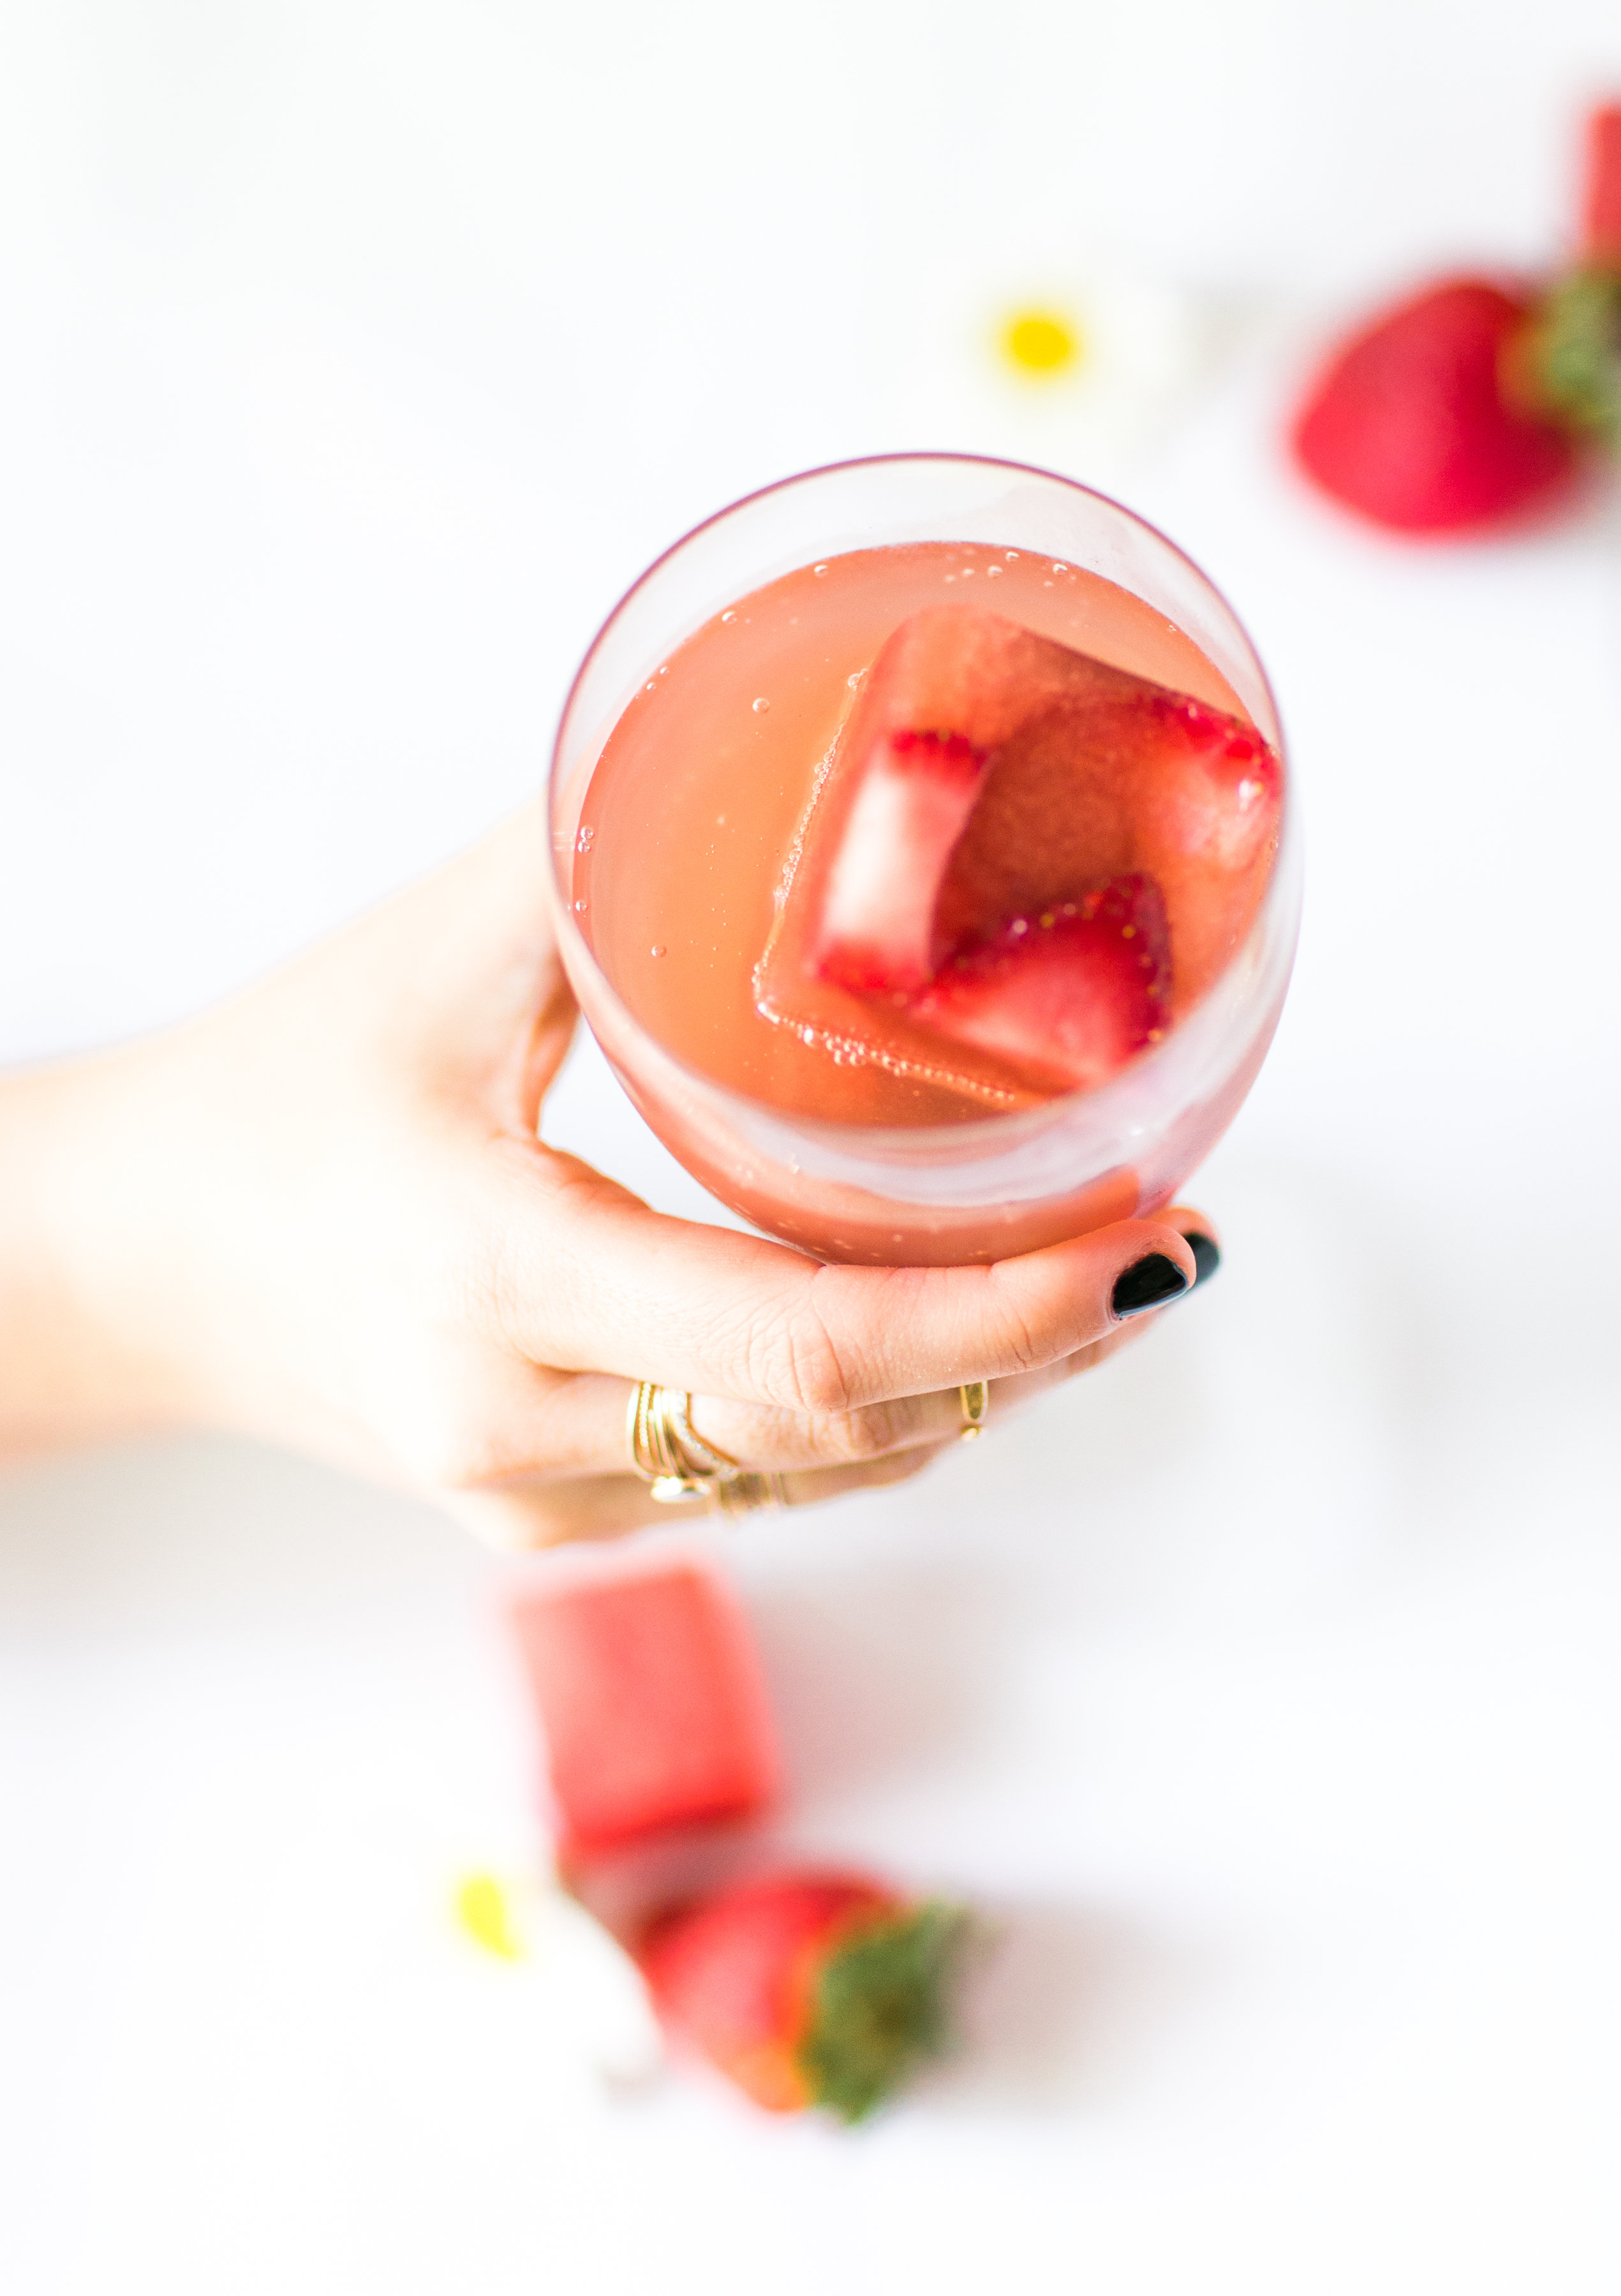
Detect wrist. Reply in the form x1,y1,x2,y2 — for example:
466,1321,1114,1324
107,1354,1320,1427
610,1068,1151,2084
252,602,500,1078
0,1043,208,1460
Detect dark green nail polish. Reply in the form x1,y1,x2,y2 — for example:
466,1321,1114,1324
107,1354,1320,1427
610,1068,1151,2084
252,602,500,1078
1183,1232,1221,1289
1111,1253,1190,1319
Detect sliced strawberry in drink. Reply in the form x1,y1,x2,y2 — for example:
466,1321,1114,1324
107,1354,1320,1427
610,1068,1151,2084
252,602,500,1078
907,875,1171,1094
1128,693,1283,997
813,728,987,994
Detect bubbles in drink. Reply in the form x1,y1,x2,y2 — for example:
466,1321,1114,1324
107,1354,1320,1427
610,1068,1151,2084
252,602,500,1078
574,899,588,913
576,825,595,852
651,944,667,957
813,564,829,576
986,564,1003,577
752,696,770,713
721,610,737,623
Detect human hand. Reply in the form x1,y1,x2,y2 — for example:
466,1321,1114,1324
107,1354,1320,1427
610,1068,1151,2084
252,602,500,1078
0,804,1216,1545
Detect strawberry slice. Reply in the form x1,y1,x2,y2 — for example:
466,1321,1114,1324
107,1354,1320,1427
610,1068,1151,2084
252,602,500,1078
907,875,1171,1094
639,1867,968,2122
813,728,988,994
1291,276,1578,534
1127,695,1283,996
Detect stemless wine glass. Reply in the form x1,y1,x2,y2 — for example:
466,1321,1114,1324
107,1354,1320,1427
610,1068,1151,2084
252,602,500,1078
547,454,1299,1267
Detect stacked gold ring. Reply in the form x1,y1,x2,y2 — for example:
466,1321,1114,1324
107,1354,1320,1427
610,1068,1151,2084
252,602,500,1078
959,1380,989,1440
626,1383,788,1516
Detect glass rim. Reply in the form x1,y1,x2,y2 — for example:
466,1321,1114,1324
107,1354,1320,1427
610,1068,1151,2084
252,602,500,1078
545,450,1295,1159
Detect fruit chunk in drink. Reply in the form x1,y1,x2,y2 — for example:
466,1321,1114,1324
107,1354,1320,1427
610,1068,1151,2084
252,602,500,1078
764,600,1277,1101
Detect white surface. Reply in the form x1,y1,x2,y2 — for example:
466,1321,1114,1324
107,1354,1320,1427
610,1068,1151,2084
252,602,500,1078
3,4,1621,2290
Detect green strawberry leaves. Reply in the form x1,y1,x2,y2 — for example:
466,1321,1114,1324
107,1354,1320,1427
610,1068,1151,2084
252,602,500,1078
1523,268,1621,445
797,1900,972,2124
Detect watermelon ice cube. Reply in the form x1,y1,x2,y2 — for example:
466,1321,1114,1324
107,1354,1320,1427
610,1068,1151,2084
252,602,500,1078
774,605,1278,1062
806,607,1134,994
508,1559,780,1869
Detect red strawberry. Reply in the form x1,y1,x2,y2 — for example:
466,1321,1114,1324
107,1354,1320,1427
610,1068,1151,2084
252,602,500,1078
508,1561,780,1869
907,876,1170,1094
1519,105,1621,448
1581,102,1621,265
1127,696,1283,996
1291,277,1578,534
639,1869,968,2121
813,727,989,994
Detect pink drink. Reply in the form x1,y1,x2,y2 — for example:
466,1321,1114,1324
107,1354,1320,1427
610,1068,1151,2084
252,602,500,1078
549,459,1298,1265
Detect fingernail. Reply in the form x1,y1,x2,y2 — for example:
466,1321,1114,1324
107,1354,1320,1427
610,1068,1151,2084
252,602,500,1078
1111,1253,1190,1320
1183,1232,1221,1289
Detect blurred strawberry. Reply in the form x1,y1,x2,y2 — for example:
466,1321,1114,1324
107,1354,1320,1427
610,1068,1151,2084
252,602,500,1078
1291,103,1621,536
1521,107,1621,449
1291,277,1578,534
1581,101,1621,266
639,1869,968,2122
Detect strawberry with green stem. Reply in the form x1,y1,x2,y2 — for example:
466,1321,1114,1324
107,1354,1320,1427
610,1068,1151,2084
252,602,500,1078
639,1869,970,2123
1524,103,1621,448
1291,101,1621,534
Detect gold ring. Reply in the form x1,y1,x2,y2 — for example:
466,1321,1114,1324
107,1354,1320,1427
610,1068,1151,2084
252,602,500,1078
626,1383,785,1514
712,1469,790,1518
958,1381,989,1441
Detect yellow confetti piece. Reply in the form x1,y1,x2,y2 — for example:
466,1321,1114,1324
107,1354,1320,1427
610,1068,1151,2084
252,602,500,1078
455,1871,527,1961
1001,309,1083,377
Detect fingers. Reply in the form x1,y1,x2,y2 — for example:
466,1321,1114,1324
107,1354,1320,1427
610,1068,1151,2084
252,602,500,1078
433,1195,1224,1548
441,1440,950,1552
490,1144,1203,1417
523,1371,972,1480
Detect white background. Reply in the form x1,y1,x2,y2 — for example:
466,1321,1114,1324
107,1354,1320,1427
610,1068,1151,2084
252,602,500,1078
3,4,1620,2290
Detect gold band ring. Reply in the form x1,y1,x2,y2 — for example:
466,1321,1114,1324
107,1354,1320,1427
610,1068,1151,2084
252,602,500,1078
626,1383,787,1515
958,1381,989,1441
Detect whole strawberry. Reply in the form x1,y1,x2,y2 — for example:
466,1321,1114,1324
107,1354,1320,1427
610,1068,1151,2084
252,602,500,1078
1291,103,1621,536
1291,276,1578,534
639,1869,968,2122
